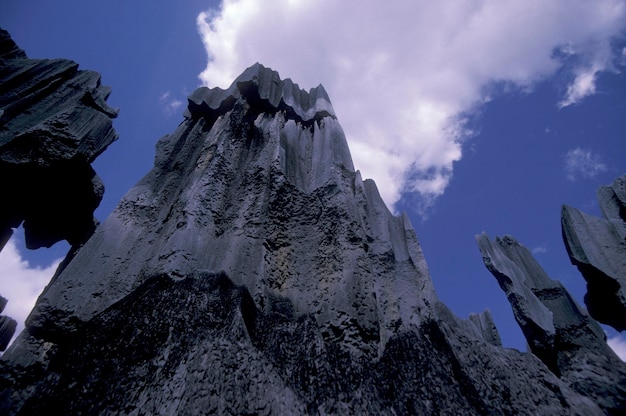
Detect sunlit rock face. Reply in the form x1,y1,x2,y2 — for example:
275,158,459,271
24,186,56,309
0,28,118,251
0,63,617,415
477,233,626,413
562,174,626,332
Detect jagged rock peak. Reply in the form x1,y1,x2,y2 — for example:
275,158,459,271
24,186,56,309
0,27,119,249
477,233,626,413
0,28,27,60
561,174,626,332
186,63,335,123
1,62,618,415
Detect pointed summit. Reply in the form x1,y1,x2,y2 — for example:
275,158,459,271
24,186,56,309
2,63,621,415
187,63,335,123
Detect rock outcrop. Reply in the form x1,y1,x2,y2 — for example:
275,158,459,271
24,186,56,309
561,175,626,332
0,63,621,414
477,233,626,413
0,296,16,351
0,28,118,250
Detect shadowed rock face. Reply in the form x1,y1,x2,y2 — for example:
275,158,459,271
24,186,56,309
0,28,118,250
477,233,626,413
561,175,626,332
0,63,619,414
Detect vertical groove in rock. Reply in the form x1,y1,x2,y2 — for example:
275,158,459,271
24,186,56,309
0,59,621,414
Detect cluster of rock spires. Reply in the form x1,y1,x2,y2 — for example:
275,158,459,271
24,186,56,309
0,30,624,414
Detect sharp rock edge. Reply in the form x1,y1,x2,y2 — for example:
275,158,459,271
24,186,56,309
477,233,626,413
0,28,118,351
0,27,119,251
0,60,620,414
561,174,626,332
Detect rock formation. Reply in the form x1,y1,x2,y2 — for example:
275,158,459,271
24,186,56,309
0,27,118,251
0,63,622,414
561,175,626,332
477,233,626,413
0,296,16,351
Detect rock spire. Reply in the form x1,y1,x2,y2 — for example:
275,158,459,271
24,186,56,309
477,233,626,412
0,27,118,352
561,174,626,331
0,27,118,251
1,62,622,414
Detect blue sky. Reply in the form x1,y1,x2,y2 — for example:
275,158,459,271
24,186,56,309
1,0,625,356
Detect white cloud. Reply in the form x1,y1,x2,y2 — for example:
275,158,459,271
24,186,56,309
559,67,599,108
0,238,60,349
197,0,626,211
557,39,617,108
564,147,608,181
532,245,548,254
159,91,184,116
608,333,626,361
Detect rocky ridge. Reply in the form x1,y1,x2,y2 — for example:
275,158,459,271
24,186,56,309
0,58,623,414
561,174,626,331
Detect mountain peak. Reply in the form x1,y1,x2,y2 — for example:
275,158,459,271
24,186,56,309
187,63,335,124
2,50,625,414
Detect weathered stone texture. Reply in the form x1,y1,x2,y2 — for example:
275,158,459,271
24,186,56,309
561,174,626,331
0,63,621,414
0,296,16,351
0,273,605,415
0,27,118,250
477,233,626,414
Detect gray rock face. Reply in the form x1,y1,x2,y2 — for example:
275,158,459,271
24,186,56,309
0,28,118,250
0,296,17,351
0,63,618,414
477,233,626,413
561,175,626,332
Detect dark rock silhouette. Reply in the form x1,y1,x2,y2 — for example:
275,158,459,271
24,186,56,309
0,28,117,353
1,62,621,414
561,174,626,332
0,28,118,251
477,233,626,413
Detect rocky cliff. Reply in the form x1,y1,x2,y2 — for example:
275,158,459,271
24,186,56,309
0,28,118,251
0,63,623,415
0,296,16,351
0,28,118,351
562,174,626,331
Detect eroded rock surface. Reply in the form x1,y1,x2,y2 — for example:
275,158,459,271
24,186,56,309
0,296,16,351
477,233,626,413
0,28,118,250
561,174,626,332
0,64,618,414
